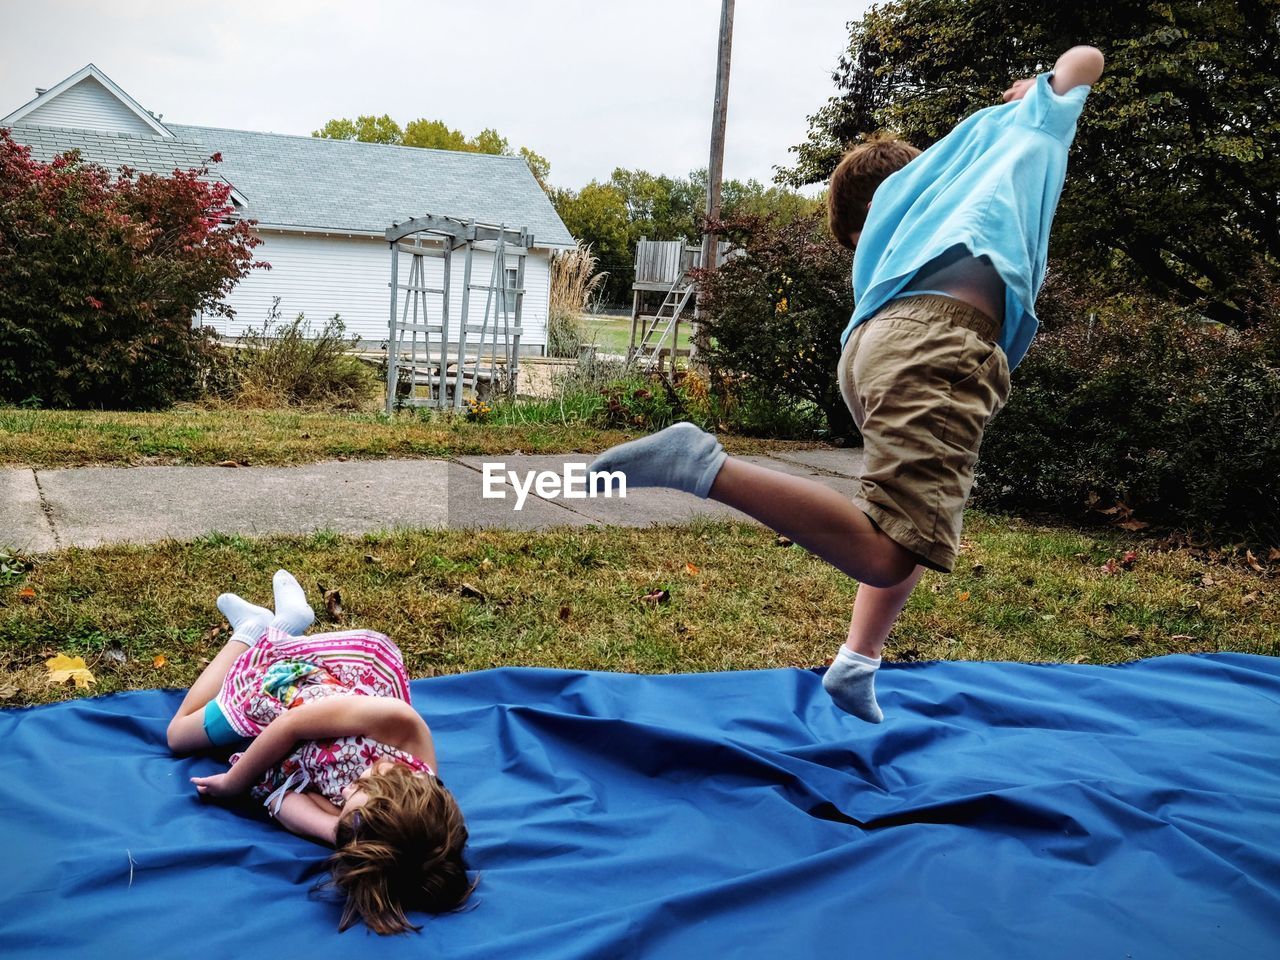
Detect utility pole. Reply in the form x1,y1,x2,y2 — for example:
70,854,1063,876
694,0,734,360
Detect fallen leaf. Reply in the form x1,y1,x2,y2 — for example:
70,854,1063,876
1169,634,1195,642
363,554,382,565
324,588,344,621
1268,547,1280,563
1245,550,1263,573
956,591,970,602
459,583,486,602
45,654,96,689
152,654,167,669
18,587,36,603
1119,550,1139,570
214,460,242,468
1242,592,1260,605
774,536,793,547
558,605,571,621
1100,559,1120,576
1117,519,1149,532
0,682,19,699
639,589,670,606
685,562,700,575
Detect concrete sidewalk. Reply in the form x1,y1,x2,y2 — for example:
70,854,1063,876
0,449,864,553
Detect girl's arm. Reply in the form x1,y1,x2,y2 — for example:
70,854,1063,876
191,696,433,798
273,791,340,846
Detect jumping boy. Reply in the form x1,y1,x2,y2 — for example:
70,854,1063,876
590,45,1105,722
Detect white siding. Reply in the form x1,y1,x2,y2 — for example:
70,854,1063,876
23,77,158,136
211,230,549,352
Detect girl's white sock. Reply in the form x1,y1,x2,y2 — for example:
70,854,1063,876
216,593,272,647
271,569,315,635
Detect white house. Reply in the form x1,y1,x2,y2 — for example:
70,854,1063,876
2,64,576,353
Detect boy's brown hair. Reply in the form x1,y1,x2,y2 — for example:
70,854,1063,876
827,136,920,249
325,763,474,935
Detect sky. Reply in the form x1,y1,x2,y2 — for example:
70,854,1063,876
0,0,872,194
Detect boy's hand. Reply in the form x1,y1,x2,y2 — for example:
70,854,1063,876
191,771,238,799
1002,78,1036,103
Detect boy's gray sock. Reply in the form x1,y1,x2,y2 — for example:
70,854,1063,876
822,648,884,723
271,569,315,635
217,593,272,647
587,422,727,499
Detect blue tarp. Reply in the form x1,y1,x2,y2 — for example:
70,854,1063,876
2,654,1278,958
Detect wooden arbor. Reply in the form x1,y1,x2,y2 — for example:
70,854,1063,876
385,216,531,413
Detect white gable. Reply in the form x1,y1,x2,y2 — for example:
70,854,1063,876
3,65,171,137
21,76,156,135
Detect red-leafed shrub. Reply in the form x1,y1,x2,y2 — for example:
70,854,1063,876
0,129,263,408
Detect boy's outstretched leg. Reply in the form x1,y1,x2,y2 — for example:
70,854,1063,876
590,423,917,589
823,566,925,721
589,421,727,498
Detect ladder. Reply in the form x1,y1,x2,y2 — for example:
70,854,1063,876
631,273,694,373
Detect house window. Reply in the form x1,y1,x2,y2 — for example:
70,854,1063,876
505,265,519,292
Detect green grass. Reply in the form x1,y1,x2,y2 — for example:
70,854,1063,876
582,315,693,357
2,513,1274,707
0,405,802,468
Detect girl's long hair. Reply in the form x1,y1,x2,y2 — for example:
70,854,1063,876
320,763,474,935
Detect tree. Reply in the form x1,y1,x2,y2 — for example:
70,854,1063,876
0,131,262,408
315,115,553,191
551,182,633,302
311,114,403,145
779,0,1280,327
552,168,818,303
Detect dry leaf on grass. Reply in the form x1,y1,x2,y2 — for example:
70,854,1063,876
459,583,486,602
323,588,344,622
152,654,167,669
685,562,700,575
18,587,36,603
45,654,96,689
639,589,670,606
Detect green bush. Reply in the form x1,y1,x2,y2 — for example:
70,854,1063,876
976,297,1280,544
229,302,378,409
694,212,857,439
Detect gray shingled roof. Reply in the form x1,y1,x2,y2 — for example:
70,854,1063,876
9,122,218,179
171,124,573,245
7,121,574,247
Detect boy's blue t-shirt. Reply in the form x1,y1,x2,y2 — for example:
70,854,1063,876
842,72,1090,370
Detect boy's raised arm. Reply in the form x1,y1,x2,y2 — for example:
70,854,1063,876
1050,45,1105,95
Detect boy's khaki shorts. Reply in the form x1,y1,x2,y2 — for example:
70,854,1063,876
838,295,1011,573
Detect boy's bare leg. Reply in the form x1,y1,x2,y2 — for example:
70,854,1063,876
845,566,925,659
819,567,925,722
708,457,918,589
